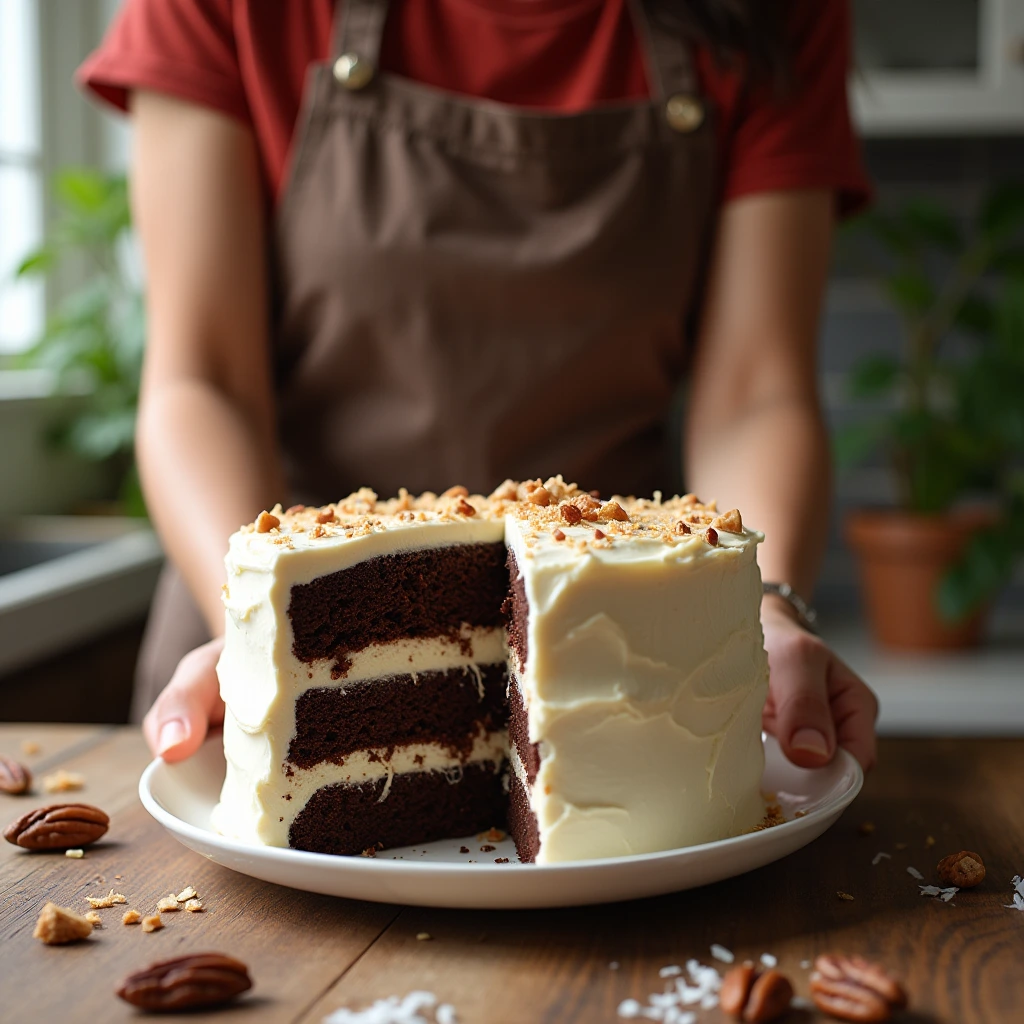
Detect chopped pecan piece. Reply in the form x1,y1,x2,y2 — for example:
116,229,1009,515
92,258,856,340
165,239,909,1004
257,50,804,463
936,850,985,888
255,510,280,533
0,754,31,794
34,902,93,945
720,963,794,1022
4,803,109,851
811,954,907,1022
598,501,629,522
315,508,336,524
711,508,743,533
117,953,252,1011
455,498,476,516
705,527,719,546
552,529,566,542
559,503,583,526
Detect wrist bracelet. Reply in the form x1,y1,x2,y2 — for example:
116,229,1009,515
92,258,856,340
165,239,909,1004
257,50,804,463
762,581,818,634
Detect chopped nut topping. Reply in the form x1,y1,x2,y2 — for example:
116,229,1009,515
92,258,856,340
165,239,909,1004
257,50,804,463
42,769,85,793
34,903,93,945
176,885,198,902
142,913,163,933
157,895,180,913
489,479,520,501
705,527,719,546
285,504,305,515
316,508,336,524
523,484,551,506
559,503,582,525
442,485,469,498
86,889,128,909
65,848,85,859
675,520,691,534
122,909,141,926
455,498,476,517
255,510,280,533
599,501,629,522
594,529,606,540
22,740,40,756
711,508,743,534
85,910,102,927
552,528,566,541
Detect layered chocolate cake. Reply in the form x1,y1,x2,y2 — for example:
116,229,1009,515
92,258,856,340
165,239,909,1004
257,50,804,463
213,478,770,863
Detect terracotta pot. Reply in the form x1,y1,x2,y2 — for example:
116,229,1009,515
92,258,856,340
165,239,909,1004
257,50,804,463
844,508,995,651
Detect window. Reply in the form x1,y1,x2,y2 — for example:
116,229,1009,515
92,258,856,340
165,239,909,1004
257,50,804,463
0,0,45,354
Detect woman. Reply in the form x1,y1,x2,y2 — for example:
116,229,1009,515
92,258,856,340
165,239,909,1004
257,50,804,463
81,0,878,771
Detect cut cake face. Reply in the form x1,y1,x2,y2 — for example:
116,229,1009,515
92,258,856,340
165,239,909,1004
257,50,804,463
213,478,769,863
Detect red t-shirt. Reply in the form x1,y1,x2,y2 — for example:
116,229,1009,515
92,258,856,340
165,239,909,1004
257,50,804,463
79,0,869,214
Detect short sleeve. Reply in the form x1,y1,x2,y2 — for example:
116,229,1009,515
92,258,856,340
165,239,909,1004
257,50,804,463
714,0,871,216
77,0,250,124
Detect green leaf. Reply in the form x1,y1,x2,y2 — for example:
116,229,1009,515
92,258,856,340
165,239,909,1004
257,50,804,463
953,294,995,336
15,248,54,277
834,421,885,467
66,408,137,461
903,199,963,251
979,182,1024,244
848,354,902,398
885,270,935,316
54,168,110,213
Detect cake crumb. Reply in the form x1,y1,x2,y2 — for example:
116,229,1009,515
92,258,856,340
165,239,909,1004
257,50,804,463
142,913,163,933
176,885,198,902
34,903,92,945
65,848,84,859
459,846,470,854
494,858,510,863
85,889,127,909
417,932,432,941
184,899,204,912
122,909,141,925
157,895,180,912
480,845,495,853
84,910,102,927
858,821,876,836
21,740,40,756
837,891,855,901
42,769,85,793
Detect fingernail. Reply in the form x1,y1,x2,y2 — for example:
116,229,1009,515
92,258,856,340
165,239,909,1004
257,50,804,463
791,727,830,757
157,719,188,755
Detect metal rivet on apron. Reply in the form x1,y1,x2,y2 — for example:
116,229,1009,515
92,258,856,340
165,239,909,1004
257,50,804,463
665,94,704,133
333,52,375,90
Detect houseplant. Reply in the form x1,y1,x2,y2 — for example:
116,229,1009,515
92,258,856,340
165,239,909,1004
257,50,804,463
838,183,1024,649
14,167,145,515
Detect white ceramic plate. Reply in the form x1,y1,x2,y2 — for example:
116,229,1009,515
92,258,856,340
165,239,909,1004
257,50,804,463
140,736,861,909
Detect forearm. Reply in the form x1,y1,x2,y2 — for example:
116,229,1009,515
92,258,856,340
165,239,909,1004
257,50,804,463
685,394,831,601
137,378,284,635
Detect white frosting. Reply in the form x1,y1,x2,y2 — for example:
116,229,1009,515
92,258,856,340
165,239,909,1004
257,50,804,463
505,517,768,863
214,488,769,862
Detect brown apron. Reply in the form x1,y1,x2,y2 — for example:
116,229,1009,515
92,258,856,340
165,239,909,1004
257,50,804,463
133,0,716,718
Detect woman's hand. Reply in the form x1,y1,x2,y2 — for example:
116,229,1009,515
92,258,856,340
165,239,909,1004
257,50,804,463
761,603,878,772
142,637,226,762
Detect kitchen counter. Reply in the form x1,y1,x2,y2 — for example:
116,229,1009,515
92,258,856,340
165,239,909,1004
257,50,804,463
1,724,1022,1022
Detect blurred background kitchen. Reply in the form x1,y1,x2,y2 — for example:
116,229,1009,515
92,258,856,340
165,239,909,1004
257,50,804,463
1,1,1022,731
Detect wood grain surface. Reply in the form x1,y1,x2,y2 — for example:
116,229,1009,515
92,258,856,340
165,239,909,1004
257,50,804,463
0,725,1021,1023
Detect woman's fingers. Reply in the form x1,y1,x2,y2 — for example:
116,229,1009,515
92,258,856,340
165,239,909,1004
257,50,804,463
827,654,879,773
142,636,225,762
762,621,837,768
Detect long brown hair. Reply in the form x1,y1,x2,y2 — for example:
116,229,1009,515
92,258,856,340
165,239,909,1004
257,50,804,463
645,0,790,86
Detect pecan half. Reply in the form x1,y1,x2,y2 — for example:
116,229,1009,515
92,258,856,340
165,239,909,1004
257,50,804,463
0,754,31,794
117,953,253,1012
936,850,985,888
720,964,793,1022
811,955,907,1022
4,803,109,851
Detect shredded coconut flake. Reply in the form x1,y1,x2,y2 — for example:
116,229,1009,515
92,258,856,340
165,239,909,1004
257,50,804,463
324,991,453,1024
907,866,924,880
872,852,892,866
617,961,721,1021
659,966,682,978
618,999,641,1019
759,953,778,968
1004,875,1024,911
709,944,734,964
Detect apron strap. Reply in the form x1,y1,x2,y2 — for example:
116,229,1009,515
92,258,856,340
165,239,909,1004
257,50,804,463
331,0,390,64
627,0,699,99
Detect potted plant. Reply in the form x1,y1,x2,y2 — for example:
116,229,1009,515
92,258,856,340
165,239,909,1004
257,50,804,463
838,184,1024,650
14,167,145,516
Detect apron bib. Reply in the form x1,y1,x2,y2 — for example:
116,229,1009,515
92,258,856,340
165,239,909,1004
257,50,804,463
132,0,716,715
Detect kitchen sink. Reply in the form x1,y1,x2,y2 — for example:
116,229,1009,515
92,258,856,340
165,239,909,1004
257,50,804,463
0,516,163,677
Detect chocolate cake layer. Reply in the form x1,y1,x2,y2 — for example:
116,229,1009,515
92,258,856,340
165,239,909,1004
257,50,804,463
504,548,529,670
288,762,508,856
507,675,540,785
288,543,508,676
507,763,541,864
287,663,509,770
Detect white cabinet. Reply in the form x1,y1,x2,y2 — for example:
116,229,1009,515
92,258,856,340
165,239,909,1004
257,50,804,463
851,0,1024,135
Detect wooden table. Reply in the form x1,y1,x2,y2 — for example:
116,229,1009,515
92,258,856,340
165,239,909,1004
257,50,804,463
2,726,1022,1023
